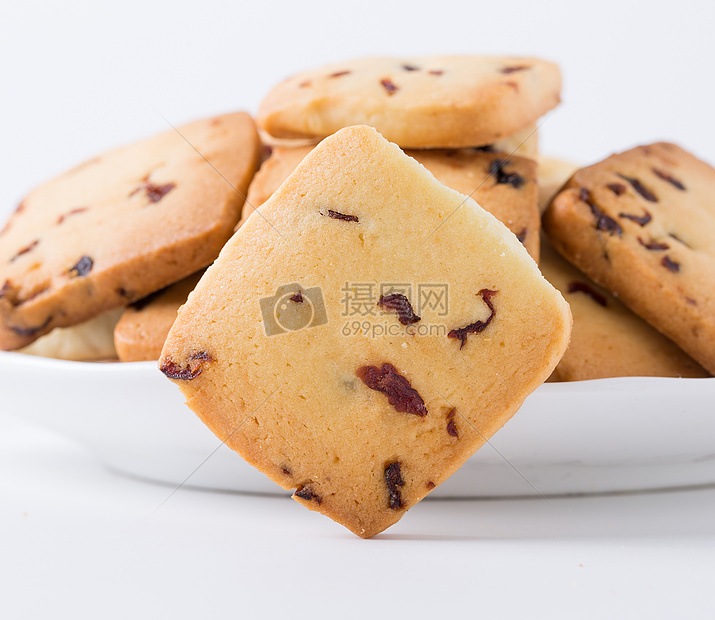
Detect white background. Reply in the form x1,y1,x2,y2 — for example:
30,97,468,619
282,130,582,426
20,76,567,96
2,1,715,618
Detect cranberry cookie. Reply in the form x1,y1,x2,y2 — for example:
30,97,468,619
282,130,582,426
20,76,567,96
160,126,571,538
0,113,260,350
257,56,560,148
543,142,715,374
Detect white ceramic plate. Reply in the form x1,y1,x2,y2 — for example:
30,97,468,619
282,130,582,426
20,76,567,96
3,350,715,497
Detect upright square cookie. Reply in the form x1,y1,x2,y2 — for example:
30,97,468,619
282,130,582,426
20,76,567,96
543,142,715,374
160,126,571,537
0,113,260,349
257,56,560,148
242,145,541,260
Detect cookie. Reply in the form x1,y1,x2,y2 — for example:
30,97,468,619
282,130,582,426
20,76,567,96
537,156,579,213
540,239,708,381
257,56,560,148
242,145,541,260
160,125,571,538
17,308,122,361
114,272,203,362
0,112,261,350
543,142,715,374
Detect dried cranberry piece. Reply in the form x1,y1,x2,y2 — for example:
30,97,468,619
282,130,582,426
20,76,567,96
567,282,607,307
384,462,405,510
661,256,680,273
448,289,498,349
326,209,359,222
329,70,351,78
428,69,444,76
653,168,686,190
402,64,419,71
290,291,303,303
10,239,39,262
617,174,658,202
9,315,52,338
500,65,530,74
489,159,525,189
380,78,399,95
57,207,88,225
516,228,527,244
160,351,214,381
446,408,459,438
294,485,321,505
579,188,622,236
144,182,176,203
377,293,420,325
637,237,670,251
607,183,627,196
356,363,427,417
618,209,652,226
69,256,93,277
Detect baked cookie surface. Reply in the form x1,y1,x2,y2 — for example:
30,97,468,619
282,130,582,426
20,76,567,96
243,145,540,260
540,240,708,381
257,56,560,148
114,272,203,362
0,112,260,350
160,126,571,538
543,142,715,374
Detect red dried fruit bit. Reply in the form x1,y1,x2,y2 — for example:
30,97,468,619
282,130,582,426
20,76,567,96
500,65,530,74
448,289,498,349
607,183,627,196
9,315,52,338
9,239,39,262
380,78,399,95
298,80,311,88
489,159,524,189
504,81,519,92
69,255,93,277
57,207,88,225
637,237,670,251
516,228,527,244
326,209,359,222
294,485,321,505
329,70,351,78
686,297,697,306
130,287,167,311
402,64,420,71
616,174,658,202
145,182,176,203
281,466,292,476
661,256,680,273
567,281,607,307
290,291,303,303
160,351,214,380
579,188,622,236
356,362,428,416
653,168,686,190
425,481,436,490
377,293,421,325
618,209,652,226
428,69,444,76
446,408,459,438
384,462,405,510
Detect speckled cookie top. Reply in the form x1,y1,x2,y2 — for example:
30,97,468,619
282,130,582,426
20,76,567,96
257,55,561,148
